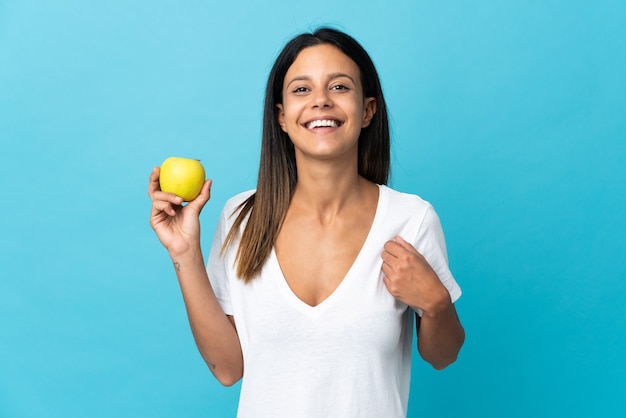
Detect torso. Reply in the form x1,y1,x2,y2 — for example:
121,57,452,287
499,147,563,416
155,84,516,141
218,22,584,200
207,184,462,417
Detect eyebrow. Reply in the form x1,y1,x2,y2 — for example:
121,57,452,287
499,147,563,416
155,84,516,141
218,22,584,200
286,72,357,89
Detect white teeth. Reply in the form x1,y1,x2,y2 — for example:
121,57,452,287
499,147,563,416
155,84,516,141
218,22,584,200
307,119,339,129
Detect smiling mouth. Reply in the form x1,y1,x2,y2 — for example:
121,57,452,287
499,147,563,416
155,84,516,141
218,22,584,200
305,119,342,129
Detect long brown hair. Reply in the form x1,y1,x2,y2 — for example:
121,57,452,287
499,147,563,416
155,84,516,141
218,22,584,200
222,27,390,282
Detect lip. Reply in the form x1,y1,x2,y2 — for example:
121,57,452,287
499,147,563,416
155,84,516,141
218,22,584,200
302,116,344,129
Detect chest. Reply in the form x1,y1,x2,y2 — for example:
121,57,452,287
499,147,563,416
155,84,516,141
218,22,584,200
236,247,410,356
274,192,380,305
276,222,372,306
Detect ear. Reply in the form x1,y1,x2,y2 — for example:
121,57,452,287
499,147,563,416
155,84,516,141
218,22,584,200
276,104,287,132
361,97,377,128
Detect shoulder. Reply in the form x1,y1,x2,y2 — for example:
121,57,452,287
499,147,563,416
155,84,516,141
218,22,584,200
222,189,256,215
378,184,444,237
215,190,256,233
379,184,434,217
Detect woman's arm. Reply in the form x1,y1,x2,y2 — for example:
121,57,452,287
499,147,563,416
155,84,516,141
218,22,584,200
172,247,243,385
148,168,243,385
415,300,464,370
381,235,465,370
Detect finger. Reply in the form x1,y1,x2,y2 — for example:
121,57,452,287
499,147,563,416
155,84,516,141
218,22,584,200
148,167,185,205
185,179,212,213
198,179,212,201
151,205,174,219
381,261,394,278
395,235,419,255
383,239,405,257
152,200,177,217
381,250,397,266
152,190,184,206
148,167,161,197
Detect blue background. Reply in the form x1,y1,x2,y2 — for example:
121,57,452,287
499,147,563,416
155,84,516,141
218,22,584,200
1,1,625,417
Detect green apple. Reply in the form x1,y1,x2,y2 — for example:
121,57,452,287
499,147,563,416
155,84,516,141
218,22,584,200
159,157,206,201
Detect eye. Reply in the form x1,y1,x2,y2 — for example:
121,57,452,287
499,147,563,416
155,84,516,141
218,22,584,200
331,84,349,91
292,86,309,93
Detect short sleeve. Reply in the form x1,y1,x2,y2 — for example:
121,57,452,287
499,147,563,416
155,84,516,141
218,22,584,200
206,206,234,316
411,204,462,315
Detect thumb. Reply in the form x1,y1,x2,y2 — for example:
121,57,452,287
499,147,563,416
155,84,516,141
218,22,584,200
185,179,212,214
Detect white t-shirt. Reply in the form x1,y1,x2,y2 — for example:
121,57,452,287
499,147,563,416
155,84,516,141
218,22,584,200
207,184,461,418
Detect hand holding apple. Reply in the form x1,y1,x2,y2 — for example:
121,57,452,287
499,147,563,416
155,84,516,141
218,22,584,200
148,163,212,256
159,157,206,201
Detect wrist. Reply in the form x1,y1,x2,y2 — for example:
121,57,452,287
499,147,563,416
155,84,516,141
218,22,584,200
169,249,207,279
169,245,204,265
419,288,453,320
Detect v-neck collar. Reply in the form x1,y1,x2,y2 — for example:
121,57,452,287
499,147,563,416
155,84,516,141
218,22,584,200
268,184,388,317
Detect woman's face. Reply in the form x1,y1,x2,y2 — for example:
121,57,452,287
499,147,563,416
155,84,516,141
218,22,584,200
277,44,376,163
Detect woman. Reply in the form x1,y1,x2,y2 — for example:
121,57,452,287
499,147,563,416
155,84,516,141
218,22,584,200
148,27,464,418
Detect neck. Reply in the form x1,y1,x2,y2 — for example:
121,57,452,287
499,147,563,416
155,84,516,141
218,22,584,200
291,157,374,220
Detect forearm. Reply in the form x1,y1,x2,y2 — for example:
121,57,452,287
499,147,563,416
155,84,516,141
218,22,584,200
171,247,243,386
416,299,465,370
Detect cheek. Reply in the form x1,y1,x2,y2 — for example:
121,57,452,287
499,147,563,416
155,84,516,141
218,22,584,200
282,105,300,125
279,108,299,133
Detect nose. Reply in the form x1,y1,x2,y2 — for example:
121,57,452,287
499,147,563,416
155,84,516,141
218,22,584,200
312,89,332,108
